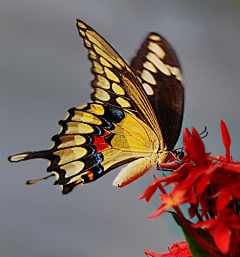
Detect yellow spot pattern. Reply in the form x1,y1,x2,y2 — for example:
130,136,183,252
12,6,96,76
104,67,120,82
96,75,110,89
89,50,97,59
94,88,110,101
142,83,154,95
141,69,157,85
61,161,85,178
143,61,157,73
92,61,104,74
66,122,94,134
100,57,112,68
77,21,86,29
147,52,171,76
54,147,87,165
84,39,91,48
149,34,161,41
87,103,105,115
72,110,102,125
116,97,131,107
112,83,125,95
58,135,86,148
148,42,165,59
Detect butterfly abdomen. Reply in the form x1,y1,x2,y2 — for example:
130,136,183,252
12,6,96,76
112,155,156,188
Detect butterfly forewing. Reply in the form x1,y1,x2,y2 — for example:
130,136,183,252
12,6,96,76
76,20,164,145
130,32,184,149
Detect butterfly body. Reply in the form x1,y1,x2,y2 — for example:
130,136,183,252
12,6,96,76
8,20,184,194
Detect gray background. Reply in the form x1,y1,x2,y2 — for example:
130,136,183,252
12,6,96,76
1,1,240,257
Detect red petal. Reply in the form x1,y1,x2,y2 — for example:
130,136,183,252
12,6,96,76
192,127,205,153
163,163,193,187
194,175,210,195
220,120,231,148
188,206,196,218
183,128,191,154
138,181,158,202
231,187,240,199
187,188,198,204
159,161,183,170
213,221,231,255
143,249,164,257
226,216,240,229
216,188,232,213
189,127,206,165
192,218,218,229
169,242,192,257
148,201,170,219
223,162,240,173
204,163,222,176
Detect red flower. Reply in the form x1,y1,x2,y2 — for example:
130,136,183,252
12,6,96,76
192,208,240,254
220,120,231,162
144,242,192,257
140,121,240,256
183,127,207,166
148,184,197,219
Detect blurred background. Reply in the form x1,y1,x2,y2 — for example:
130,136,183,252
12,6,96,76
1,1,240,257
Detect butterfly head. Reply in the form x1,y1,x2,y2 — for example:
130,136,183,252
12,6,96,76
156,148,184,167
166,149,184,162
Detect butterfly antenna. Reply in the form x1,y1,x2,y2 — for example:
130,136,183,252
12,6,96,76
199,126,208,139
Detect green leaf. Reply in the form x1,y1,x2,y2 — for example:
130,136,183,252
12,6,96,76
168,211,224,257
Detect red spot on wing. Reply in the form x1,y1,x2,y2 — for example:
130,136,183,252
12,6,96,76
92,136,105,144
92,132,111,152
95,144,110,152
85,171,94,180
102,131,110,137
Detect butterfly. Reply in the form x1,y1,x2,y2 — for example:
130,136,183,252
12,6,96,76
8,20,184,194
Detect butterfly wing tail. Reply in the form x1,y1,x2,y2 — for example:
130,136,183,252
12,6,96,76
8,150,56,187
8,150,50,163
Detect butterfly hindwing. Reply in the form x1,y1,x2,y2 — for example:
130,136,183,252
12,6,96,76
130,33,184,149
9,102,158,194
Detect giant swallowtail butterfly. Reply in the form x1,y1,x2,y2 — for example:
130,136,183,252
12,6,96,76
8,20,184,194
